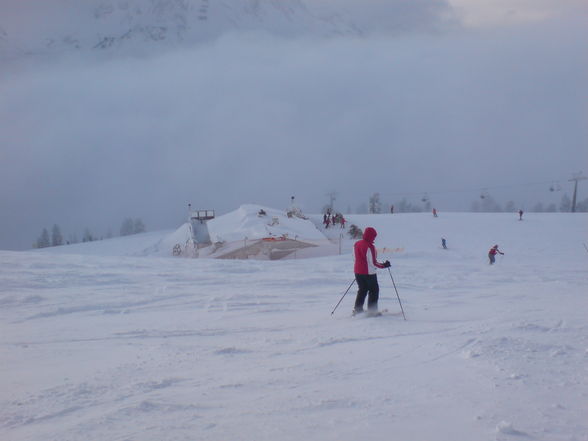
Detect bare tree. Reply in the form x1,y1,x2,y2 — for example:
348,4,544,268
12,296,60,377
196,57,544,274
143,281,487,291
575,197,588,212
560,194,572,212
51,224,63,246
396,198,422,213
369,193,381,214
480,195,502,212
83,228,94,242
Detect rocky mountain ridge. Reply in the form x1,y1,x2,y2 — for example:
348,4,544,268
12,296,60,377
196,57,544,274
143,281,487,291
0,0,359,59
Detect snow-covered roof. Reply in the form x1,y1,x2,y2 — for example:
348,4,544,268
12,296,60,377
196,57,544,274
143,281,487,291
206,204,325,243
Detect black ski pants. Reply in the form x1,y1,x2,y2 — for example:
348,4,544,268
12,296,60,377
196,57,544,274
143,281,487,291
354,273,379,312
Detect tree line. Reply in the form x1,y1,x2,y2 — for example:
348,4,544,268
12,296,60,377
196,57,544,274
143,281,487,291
336,193,588,214
34,218,146,249
467,193,588,213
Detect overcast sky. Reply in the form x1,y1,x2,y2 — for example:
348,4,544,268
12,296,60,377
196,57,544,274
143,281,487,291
1,0,587,250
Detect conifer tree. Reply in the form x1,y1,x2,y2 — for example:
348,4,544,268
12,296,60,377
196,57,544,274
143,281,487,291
36,228,50,248
133,219,146,234
120,218,134,236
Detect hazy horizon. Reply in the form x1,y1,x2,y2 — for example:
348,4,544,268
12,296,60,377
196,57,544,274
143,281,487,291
1,0,587,250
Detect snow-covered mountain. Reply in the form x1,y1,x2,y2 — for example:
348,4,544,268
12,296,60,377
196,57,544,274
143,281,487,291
0,0,461,61
0,0,359,59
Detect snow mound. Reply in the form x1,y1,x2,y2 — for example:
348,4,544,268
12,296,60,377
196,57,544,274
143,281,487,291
496,421,528,436
206,204,325,243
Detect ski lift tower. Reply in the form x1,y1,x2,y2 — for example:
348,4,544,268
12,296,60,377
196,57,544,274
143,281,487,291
569,172,587,212
188,204,215,245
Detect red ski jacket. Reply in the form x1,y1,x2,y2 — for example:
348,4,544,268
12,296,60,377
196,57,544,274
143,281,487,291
354,227,386,275
489,246,503,255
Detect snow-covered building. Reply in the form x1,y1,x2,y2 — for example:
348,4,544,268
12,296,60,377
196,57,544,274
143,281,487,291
167,204,329,260
202,204,321,260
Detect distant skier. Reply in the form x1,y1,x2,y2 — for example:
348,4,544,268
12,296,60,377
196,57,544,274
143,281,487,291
519,209,523,221
488,244,504,265
433,208,438,217
390,205,394,214
441,238,447,249
353,227,390,315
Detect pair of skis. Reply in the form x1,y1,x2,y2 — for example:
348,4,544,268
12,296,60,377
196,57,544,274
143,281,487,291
352,308,388,318
332,268,406,320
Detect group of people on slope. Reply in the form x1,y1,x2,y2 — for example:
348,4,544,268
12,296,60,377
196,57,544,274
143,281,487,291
352,227,505,315
323,212,346,229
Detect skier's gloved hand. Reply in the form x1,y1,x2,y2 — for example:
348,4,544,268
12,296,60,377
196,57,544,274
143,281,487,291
383,260,391,268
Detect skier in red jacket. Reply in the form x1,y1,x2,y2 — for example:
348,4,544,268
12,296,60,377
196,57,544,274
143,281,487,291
488,244,504,264
353,227,390,315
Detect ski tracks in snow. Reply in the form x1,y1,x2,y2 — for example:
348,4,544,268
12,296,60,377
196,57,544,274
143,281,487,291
1,229,587,441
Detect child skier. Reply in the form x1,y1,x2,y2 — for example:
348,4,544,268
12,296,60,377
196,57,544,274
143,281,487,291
353,227,390,315
488,244,504,264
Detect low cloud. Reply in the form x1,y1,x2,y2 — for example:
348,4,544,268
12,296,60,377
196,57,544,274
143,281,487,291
0,3,587,249
311,0,458,34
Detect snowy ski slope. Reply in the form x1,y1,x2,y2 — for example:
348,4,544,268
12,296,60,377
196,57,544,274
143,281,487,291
1,212,587,441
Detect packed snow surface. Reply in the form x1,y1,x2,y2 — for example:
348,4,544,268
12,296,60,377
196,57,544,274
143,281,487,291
1,212,587,441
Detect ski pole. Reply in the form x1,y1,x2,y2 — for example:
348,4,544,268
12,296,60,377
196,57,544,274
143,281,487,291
387,268,406,320
331,279,356,316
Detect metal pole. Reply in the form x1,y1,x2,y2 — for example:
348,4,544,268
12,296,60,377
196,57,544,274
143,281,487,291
387,268,406,320
568,173,587,213
571,179,578,213
331,279,356,316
